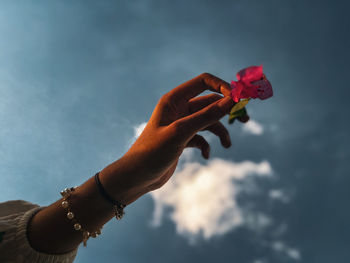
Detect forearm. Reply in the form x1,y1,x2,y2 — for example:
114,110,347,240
27,157,146,254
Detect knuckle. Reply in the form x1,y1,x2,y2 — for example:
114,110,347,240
159,93,170,104
158,94,175,111
200,72,213,79
159,92,178,109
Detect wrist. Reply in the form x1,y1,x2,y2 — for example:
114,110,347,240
99,157,147,206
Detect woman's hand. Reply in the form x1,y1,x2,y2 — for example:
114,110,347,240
100,73,249,204
26,73,249,254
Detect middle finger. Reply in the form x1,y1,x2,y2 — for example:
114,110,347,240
202,121,231,148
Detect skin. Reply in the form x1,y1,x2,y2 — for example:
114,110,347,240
27,73,249,254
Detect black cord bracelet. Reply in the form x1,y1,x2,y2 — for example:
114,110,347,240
94,172,126,220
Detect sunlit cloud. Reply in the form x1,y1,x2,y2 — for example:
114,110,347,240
128,122,274,241
126,121,147,149
149,155,272,241
242,119,264,135
134,122,147,138
129,121,300,260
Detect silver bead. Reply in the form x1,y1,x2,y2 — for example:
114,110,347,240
67,212,74,219
74,223,81,230
60,189,70,198
61,201,69,208
96,229,101,235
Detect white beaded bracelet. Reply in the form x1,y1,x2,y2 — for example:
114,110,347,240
60,187,103,247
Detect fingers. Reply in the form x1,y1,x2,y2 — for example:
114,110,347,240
173,96,234,136
188,93,224,114
185,123,232,159
189,95,232,148
186,134,210,159
189,94,248,136
203,121,231,148
168,73,232,103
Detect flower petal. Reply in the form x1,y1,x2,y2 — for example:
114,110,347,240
230,65,272,103
241,85,258,99
230,81,244,102
252,78,273,100
236,65,264,84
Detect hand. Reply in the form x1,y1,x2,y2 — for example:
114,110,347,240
100,73,249,204
26,73,250,254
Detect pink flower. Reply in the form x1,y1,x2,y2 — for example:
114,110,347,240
230,65,273,103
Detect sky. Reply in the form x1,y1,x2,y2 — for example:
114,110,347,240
0,0,349,262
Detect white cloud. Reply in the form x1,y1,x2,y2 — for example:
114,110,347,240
242,119,264,135
269,189,290,203
134,122,147,138
287,249,301,261
272,241,301,261
244,212,273,233
149,155,272,241
129,122,300,259
126,122,147,149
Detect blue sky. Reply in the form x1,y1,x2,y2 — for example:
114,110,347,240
0,1,349,262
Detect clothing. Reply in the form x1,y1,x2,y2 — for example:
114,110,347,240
0,200,78,263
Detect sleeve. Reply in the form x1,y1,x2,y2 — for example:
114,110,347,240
0,200,78,263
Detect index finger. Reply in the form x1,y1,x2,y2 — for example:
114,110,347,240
168,73,232,103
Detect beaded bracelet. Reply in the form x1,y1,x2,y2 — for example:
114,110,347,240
60,187,103,247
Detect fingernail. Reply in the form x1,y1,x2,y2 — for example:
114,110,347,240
218,96,234,112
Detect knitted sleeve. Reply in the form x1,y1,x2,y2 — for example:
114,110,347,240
0,200,78,263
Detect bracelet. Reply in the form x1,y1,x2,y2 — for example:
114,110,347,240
60,187,103,247
94,172,126,220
